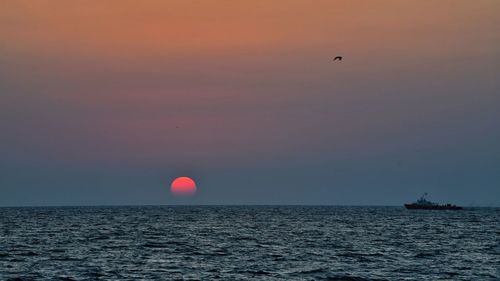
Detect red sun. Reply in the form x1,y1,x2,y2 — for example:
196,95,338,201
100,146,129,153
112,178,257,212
170,177,197,196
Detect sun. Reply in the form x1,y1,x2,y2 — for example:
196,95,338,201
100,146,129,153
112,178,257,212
170,177,197,196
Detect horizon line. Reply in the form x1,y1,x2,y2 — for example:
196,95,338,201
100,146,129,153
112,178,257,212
0,203,497,208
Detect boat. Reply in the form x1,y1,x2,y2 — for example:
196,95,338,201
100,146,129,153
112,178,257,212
404,193,463,210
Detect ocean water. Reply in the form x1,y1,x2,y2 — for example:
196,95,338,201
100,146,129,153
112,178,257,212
0,206,499,281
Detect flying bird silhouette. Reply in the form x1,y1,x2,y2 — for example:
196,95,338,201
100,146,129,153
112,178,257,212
333,56,343,61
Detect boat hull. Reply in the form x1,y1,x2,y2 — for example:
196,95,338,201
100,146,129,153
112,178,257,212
404,204,463,210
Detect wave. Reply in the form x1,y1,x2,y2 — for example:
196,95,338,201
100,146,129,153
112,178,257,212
325,276,373,281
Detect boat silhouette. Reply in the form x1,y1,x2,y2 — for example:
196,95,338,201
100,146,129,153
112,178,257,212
404,193,463,210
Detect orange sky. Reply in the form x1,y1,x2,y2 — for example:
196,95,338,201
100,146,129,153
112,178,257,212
2,0,499,59
1,1,500,205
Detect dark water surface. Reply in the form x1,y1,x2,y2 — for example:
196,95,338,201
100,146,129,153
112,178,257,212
0,206,499,280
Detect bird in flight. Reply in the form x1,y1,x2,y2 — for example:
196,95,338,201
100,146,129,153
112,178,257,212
333,56,343,61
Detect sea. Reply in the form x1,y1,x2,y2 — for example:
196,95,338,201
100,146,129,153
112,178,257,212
0,206,499,280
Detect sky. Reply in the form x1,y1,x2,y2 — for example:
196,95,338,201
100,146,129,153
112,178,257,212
1,0,499,206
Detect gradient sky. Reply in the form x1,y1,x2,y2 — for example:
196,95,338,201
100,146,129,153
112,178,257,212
1,1,499,206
